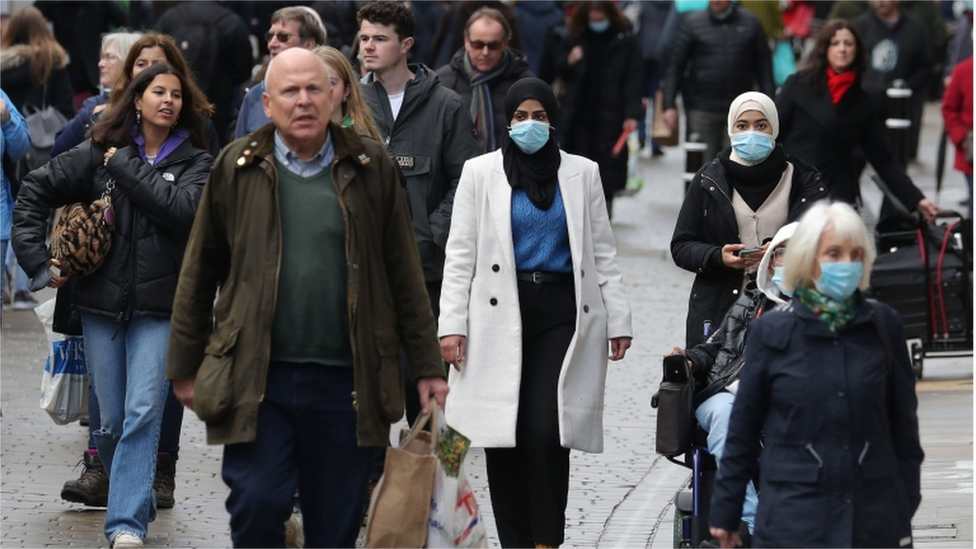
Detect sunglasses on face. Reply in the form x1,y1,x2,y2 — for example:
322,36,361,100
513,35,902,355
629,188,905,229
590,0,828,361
468,39,505,51
266,31,297,43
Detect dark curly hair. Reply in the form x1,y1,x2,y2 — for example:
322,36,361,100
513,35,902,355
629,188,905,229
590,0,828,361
91,64,208,152
798,19,867,91
357,1,415,41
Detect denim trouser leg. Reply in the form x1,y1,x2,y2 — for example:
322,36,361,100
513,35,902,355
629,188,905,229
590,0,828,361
0,239,6,322
87,381,99,449
222,363,373,548
695,391,758,533
83,313,170,542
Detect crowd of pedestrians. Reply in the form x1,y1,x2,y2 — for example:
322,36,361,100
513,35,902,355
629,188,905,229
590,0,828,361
0,1,972,548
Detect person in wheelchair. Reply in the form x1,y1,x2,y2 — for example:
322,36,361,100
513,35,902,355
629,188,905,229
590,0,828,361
669,222,798,541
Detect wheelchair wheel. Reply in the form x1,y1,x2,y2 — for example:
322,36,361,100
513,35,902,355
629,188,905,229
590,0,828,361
673,496,693,548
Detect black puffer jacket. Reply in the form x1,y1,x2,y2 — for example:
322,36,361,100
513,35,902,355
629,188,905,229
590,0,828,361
686,283,774,408
13,139,212,320
361,64,481,282
663,5,774,113
671,152,826,348
435,48,534,152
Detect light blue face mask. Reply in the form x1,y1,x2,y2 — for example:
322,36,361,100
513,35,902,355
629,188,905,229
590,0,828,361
508,120,551,154
730,131,775,164
815,261,863,301
771,266,792,297
588,19,611,33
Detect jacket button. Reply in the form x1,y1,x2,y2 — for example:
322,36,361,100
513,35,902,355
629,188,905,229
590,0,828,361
581,269,585,277
492,264,499,272
801,198,807,203
583,305,589,313
490,298,498,306
709,186,715,191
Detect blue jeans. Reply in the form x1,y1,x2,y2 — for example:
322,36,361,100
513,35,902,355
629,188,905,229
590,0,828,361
695,391,758,533
82,313,171,542
87,382,184,457
0,238,6,321
222,362,373,547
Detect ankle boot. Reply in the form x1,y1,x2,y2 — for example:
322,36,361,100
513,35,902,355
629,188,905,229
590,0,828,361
153,452,177,509
61,451,109,507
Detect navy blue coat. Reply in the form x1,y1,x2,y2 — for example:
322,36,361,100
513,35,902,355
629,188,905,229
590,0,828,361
710,296,924,547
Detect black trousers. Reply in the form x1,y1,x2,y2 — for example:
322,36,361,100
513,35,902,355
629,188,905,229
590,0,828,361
485,278,576,548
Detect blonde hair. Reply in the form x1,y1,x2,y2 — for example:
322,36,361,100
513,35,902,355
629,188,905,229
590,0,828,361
781,201,876,294
311,45,383,143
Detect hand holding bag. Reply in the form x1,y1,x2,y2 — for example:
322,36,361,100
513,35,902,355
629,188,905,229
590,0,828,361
365,403,439,548
50,179,116,278
652,89,680,147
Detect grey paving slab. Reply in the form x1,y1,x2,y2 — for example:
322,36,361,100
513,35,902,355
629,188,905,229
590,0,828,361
2,102,971,548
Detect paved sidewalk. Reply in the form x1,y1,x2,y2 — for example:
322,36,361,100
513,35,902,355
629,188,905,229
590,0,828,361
1,103,971,547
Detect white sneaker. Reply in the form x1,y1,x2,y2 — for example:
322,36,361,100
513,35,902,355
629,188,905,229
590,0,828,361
111,532,144,548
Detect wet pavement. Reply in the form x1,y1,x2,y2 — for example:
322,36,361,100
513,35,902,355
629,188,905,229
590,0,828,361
1,103,971,547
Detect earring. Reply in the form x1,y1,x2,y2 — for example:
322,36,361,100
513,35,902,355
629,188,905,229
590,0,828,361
342,97,347,103
136,110,141,124
172,115,179,129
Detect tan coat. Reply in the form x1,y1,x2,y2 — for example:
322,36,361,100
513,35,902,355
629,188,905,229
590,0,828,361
166,123,444,446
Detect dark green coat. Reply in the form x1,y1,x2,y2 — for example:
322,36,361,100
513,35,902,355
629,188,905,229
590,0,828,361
166,123,444,446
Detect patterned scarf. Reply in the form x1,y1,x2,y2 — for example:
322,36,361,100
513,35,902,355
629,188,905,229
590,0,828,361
795,285,857,332
463,50,510,153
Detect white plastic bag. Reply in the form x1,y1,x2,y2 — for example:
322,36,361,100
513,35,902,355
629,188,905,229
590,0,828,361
35,298,88,424
426,408,488,548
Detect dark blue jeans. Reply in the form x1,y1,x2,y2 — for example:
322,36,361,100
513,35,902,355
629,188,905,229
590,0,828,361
222,362,374,548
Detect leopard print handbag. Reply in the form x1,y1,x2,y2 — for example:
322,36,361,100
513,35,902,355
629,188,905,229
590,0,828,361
50,179,116,278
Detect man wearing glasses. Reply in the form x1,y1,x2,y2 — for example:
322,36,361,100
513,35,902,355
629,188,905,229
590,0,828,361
435,7,534,153
234,6,327,139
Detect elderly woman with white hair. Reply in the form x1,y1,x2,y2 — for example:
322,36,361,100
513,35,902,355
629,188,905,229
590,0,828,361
671,91,828,348
708,201,924,548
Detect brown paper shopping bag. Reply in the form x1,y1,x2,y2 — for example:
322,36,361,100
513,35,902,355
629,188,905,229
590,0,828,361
652,89,680,147
364,403,439,548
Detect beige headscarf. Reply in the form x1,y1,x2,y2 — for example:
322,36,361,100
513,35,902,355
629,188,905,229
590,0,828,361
726,91,779,140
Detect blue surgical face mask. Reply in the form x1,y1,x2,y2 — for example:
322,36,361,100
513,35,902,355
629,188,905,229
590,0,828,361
730,131,775,164
508,120,551,154
771,266,792,297
815,261,863,301
588,19,611,33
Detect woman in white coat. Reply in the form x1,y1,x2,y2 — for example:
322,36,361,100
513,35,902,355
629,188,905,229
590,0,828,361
439,78,633,548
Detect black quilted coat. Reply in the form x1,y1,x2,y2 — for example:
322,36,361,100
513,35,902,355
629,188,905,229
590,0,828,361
13,139,212,320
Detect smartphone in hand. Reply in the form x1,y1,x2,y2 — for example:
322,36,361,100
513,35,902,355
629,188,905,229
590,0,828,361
735,247,762,257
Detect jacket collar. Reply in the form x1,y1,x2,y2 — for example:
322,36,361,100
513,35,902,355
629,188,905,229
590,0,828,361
232,122,373,171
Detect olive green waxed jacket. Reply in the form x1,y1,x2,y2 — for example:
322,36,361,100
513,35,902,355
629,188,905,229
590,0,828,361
166,122,444,446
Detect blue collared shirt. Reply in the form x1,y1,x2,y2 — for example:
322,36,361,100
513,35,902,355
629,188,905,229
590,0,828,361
273,130,335,177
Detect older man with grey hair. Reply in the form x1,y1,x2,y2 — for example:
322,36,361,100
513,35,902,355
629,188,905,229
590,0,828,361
168,47,448,547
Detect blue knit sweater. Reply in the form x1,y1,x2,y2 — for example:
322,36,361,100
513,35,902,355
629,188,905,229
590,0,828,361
511,187,573,273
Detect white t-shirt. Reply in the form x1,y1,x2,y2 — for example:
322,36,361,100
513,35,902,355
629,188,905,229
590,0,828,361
388,91,405,120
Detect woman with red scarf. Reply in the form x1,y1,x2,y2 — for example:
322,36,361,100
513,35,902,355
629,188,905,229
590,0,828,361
775,19,938,222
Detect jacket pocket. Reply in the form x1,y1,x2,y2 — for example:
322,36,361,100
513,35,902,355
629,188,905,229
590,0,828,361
861,455,899,479
193,327,240,423
374,327,404,422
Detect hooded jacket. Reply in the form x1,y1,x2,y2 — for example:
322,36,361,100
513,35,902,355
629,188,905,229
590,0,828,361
13,138,212,319
165,123,445,446
685,222,797,408
435,48,534,151
361,64,481,281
